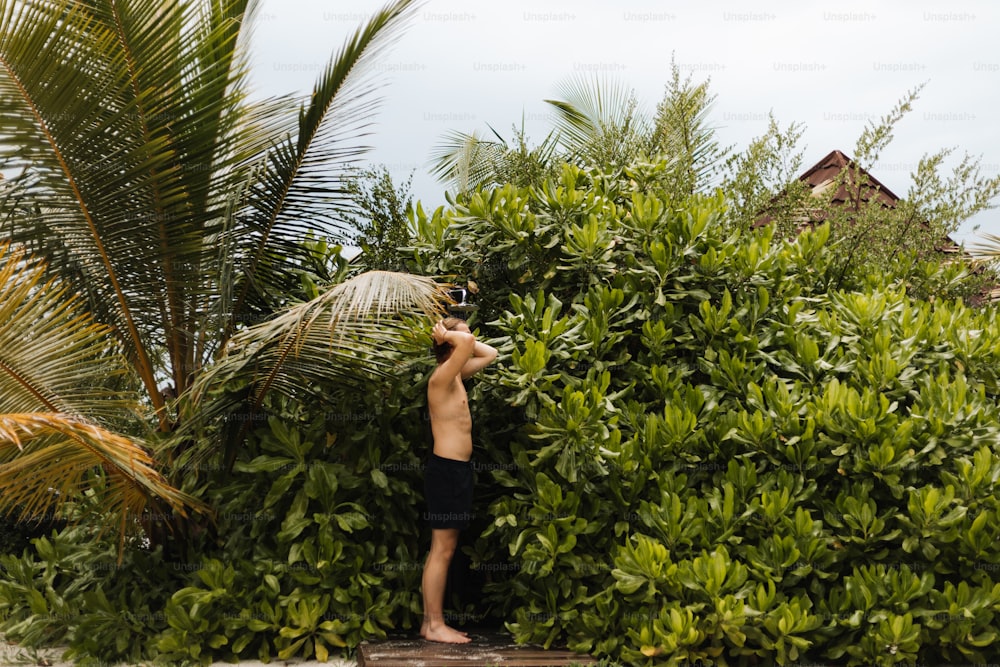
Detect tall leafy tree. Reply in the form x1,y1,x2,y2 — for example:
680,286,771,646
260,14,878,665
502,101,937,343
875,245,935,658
649,62,729,197
343,165,415,272
0,0,447,541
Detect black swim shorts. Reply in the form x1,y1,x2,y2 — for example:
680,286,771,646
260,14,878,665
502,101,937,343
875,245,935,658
424,452,474,529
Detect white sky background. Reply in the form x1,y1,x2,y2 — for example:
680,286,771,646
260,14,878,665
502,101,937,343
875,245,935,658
247,0,1000,246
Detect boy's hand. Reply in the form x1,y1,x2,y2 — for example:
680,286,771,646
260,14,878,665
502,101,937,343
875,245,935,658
431,320,449,345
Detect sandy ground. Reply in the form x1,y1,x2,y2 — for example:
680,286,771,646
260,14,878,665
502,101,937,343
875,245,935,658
1,635,356,667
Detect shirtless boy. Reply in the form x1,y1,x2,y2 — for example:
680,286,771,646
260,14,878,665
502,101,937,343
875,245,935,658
421,317,498,644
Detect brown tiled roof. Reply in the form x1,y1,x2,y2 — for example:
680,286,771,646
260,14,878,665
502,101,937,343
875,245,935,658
797,149,901,208
754,149,901,229
756,148,961,248
755,149,997,302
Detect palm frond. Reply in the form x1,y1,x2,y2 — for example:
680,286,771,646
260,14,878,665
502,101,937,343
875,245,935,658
228,0,422,328
0,0,274,407
207,270,447,403
429,128,513,193
94,0,266,396
970,232,1000,259
0,242,204,543
545,74,649,162
180,271,448,463
0,412,201,545
0,242,136,422
0,0,424,414
0,0,170,409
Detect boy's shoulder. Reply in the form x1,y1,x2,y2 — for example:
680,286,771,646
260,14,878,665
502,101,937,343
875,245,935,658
428,362,460,389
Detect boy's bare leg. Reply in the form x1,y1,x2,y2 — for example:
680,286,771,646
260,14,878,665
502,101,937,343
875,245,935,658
421,528,471,643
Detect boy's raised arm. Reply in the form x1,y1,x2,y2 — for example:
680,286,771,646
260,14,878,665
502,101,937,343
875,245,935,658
460,339,497,379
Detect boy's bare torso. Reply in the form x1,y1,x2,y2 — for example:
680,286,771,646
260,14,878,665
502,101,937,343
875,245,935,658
427,372,473,461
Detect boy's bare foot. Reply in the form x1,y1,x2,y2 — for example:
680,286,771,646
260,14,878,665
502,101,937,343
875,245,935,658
421,621,468,639
423,624,472,643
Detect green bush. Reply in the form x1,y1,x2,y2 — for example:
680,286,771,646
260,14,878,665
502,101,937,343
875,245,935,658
0,513,65,556
151,377,439,664
0,524,175,665
0,297,477,666
400,161,1000,665
0,384,435,665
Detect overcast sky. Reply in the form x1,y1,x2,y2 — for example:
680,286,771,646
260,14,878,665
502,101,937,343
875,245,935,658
248,0,999,245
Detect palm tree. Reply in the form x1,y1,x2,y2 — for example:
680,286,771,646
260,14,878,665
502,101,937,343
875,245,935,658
545,74,653,169
0,242,200,551
430,63,727,197
429,122,561,194
0,0,448,545
429,75,643,194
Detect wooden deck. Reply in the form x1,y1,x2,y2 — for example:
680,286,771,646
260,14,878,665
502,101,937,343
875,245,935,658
357,632,599,666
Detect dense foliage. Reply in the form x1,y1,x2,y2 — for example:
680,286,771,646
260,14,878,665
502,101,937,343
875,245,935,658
399,161,1000,665
433,76,1000,305
0,375,437,664
4,157,1000,666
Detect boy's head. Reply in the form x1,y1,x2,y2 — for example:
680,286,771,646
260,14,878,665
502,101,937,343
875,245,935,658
433,317,471,364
